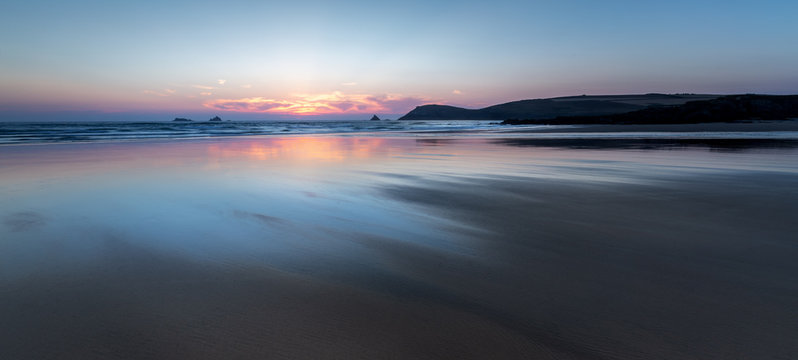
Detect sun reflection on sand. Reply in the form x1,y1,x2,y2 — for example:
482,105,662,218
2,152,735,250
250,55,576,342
205,137,389,164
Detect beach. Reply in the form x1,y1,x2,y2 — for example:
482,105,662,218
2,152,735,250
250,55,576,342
2,133,798,359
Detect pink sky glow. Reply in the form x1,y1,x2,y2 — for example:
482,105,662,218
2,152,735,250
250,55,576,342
203,92,430,116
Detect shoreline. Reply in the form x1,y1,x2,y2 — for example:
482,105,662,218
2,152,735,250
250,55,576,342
0,120,797,147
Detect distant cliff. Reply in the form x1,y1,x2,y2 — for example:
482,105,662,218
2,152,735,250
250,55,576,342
399,94,718,120
398,105,487,120
503,95,798,125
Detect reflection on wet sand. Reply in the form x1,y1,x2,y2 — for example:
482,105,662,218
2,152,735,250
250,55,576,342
490,137,798,150
2,136,798,359
206,137,390,163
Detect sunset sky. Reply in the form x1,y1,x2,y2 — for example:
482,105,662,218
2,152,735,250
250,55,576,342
2,0,797,121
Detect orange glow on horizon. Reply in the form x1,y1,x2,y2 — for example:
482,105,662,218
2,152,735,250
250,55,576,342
203,91,426,116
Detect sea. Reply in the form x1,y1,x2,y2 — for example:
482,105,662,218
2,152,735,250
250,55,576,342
0,120,512,144
3,120,798,145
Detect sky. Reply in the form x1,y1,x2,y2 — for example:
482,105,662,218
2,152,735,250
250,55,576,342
1,0,797,121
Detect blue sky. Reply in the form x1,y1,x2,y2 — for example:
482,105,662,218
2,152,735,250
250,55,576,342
1,0,797,120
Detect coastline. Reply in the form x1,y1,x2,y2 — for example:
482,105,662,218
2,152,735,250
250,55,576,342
1,120,797,147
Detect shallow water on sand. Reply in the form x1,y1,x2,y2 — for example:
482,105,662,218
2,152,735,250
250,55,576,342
2,136,798,359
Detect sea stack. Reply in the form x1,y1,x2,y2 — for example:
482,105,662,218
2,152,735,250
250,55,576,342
370,114,381,121
209,116,222,122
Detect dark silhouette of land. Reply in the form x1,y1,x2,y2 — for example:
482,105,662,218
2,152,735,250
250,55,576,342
503,94,798,125
400,94,798,124
399,94,718,120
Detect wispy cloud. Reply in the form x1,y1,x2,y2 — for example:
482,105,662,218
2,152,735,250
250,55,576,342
200,92,213,96
217,79,226,85
203,91,427,115
241,84,252,89
143,89,174,97
192,84,214,90
341,82,357,86
452,89,462,95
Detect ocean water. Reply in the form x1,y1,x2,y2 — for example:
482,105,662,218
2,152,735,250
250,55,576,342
0,120,510,144
2,120,798,145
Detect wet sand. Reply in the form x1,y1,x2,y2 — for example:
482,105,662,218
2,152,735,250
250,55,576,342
2,136,798,359
517,120,798,133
